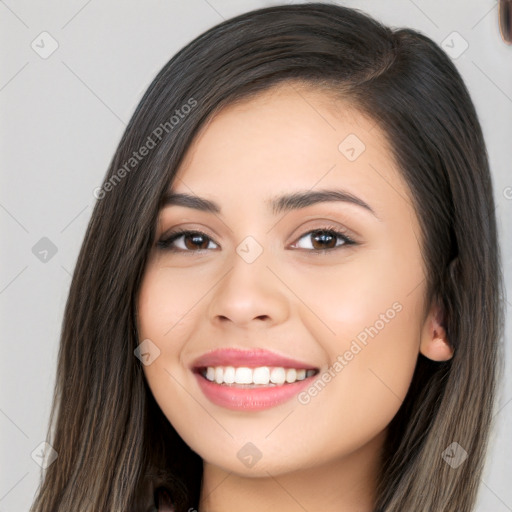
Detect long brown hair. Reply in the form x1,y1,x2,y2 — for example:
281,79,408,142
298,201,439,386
30,3,505,511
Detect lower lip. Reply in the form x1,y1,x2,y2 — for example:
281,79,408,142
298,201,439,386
194,372,315,411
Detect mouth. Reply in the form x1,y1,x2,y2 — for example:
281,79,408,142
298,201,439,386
191,348,320,411
196,365,319,387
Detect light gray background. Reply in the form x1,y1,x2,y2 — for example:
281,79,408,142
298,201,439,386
1,1,510,511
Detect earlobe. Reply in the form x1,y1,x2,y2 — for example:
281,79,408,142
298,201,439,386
419,299,454,362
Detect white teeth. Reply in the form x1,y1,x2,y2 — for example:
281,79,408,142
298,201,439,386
202,366,316,385
285,368,297,383
224,366,235,384
235,367,253,384
270,367,286,385
206,367,215,381
253,367,270,384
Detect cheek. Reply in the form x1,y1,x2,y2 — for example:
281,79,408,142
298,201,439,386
137,264,208,344
136,266,200,399
284,247,424,431
280,243,424,346
137,266,210,443
317,308,419,442
288,293,421,466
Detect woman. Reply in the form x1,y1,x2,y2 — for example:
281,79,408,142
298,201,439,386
30,3,504,511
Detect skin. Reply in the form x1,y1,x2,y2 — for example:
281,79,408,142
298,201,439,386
137,82,453,512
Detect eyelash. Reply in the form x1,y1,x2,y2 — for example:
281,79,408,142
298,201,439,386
156,225,357,254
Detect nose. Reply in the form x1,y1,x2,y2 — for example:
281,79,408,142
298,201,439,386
207,251,290,330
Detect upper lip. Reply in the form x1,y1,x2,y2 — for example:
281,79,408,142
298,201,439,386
191,348,318,370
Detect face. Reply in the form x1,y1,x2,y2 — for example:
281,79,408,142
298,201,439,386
137,83,439,477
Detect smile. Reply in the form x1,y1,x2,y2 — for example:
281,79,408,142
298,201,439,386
191,348,320,411
201,366,317,386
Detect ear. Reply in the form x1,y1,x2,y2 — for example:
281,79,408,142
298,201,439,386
419,297,454,362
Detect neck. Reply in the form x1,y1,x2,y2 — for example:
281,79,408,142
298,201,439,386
198,429,386,512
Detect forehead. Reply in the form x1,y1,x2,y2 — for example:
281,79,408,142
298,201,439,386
172,82,412,221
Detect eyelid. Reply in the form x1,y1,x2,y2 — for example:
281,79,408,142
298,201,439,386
158,217,361,241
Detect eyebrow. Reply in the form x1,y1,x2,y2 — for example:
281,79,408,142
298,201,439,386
162,189,378,218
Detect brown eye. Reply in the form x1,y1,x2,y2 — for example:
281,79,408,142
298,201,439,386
183,233,211,250
291,228,356,251
157,230,219,252
310,230,338,250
